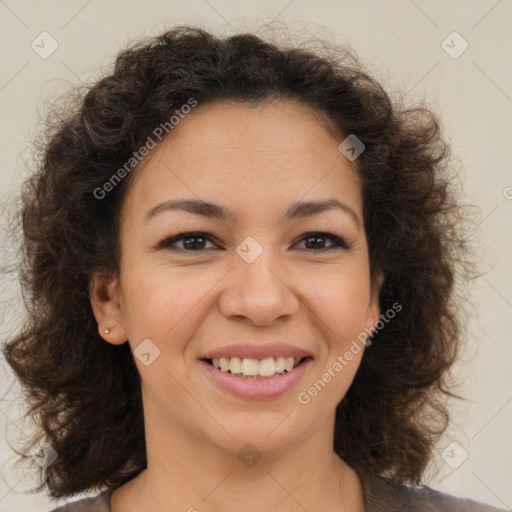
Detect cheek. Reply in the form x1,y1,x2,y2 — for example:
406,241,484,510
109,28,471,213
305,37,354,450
302,276,369,406
120,261,221,342
305,267,372,337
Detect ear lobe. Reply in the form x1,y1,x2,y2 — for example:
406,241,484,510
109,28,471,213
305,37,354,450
89,271,129,345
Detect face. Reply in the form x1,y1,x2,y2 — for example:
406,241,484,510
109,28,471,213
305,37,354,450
90,99,382,458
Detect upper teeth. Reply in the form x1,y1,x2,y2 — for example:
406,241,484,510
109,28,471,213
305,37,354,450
211,356,301,377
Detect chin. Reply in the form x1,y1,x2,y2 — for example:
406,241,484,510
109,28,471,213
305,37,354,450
209,410,310,456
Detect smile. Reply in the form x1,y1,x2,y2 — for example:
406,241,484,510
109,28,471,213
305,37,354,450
207,356,304,379
199,356,313,400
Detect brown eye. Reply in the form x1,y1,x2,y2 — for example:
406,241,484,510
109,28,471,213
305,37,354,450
158,232,217,251
296,232,350,251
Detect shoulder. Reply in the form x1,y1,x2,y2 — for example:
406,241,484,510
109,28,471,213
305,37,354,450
359,470,509,512
45,489,110,512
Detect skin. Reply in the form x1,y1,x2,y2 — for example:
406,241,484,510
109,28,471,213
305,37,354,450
90,99,382,512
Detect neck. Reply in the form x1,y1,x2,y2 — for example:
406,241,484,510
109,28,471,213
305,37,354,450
111,398,365,512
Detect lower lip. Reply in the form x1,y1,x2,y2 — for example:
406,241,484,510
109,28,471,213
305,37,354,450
199,358,313,400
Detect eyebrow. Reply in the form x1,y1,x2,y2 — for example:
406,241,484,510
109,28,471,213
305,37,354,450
143,198,360,229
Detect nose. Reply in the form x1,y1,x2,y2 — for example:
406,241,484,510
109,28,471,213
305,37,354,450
218,247,300,326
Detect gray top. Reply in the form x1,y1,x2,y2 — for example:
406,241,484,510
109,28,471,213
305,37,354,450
45,469,509,511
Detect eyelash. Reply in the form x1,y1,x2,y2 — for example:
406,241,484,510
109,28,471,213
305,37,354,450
157,231,350,253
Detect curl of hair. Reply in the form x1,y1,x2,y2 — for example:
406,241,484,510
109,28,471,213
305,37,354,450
2,25,474,499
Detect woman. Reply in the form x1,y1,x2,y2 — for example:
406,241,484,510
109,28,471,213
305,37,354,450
2,26,506,511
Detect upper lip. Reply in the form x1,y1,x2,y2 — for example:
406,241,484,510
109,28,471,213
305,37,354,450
199,343,312,361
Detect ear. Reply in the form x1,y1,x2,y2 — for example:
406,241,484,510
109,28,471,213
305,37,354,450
89,270,129,345
366,270,384,332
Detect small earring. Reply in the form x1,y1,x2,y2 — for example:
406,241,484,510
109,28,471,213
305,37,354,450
104,328,111,334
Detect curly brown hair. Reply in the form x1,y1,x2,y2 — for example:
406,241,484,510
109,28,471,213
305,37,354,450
2,25,473,500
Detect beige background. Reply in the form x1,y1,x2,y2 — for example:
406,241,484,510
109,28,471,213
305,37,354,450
0,1,510,511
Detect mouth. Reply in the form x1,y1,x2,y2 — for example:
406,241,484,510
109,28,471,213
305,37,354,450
198,355,314,400
201,356,312,380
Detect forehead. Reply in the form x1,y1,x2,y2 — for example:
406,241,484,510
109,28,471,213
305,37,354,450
123,99,363,225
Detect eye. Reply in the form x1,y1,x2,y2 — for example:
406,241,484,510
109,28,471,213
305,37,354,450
295,232,350,251
157,231,350,252
157,232,217,252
